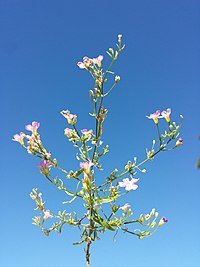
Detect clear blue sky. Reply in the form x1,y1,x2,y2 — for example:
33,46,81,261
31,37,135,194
1,0,200,266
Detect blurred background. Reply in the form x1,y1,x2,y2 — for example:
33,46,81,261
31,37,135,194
1,0,200,266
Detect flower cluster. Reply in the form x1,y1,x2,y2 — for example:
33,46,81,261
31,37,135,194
64,128,77,138
81,129,93,140
146,108,171,124
146,109,183,152
12,121,51,159
13,35,183,267
77,55,103,69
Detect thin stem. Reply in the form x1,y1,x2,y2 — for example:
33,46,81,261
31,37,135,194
92,93,104,162
97,148,163,189
85,240,91,267
156,124,162,146
103,82,117,97
121,227,140,237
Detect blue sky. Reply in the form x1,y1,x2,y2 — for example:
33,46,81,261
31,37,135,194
1,0,200,266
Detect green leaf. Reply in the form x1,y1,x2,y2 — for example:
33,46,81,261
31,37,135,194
94,194,120,205
106,51,113,58
63,195,77,204
92,212,115,231
101,220,115,231
73,238,86,245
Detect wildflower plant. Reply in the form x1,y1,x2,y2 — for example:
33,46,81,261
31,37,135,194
13,35,183,267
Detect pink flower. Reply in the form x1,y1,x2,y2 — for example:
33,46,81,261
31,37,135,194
12,132,26,145
77,56,92,69
81,129,92,139
38,160,52,169
25,121,40,133
120,203,131,211
81,129,90,134
64,128,73,134
80,161,94,169
146,110,161,124
38,160,52,176
161,108,171,123
77,55,103,69
64,128,74,138
80,161,94,174
118,178,139,191
61,110,77,125
43,210,53,220
92,55,104,66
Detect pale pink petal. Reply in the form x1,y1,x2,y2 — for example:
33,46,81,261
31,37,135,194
125,184,133,191
81,129,88,134
161,108,171,118
130,184,138,190
64,128,73,134
25,124,33,131
92,58,98,64
122,178,129,183
118,181,126,187
43,210,53,219
83,56,90,63
32,121,40,130
97,55,103,61
12,134,20,142
80,162,85,169
12,132,25,142
131,178,139,183
77,62,85,69
146,110,161,119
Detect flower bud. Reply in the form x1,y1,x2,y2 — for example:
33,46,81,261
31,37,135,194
150,208,155,216
109,48,114,56
43,210,53,221
118,34,122,43
125,164,129,170
115,75,120,83
89,90,93,99
82,179,89,193
79,190,84,196
138,214,144,223
175,138,183,147
158,217,168,227
150,221,156,228
169,124,173,131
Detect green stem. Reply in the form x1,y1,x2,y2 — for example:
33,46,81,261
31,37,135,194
156,124,162,146
121,227,140,237
92,92,104,162
85,177,95,267
98,148,163,189
103,82,117,97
